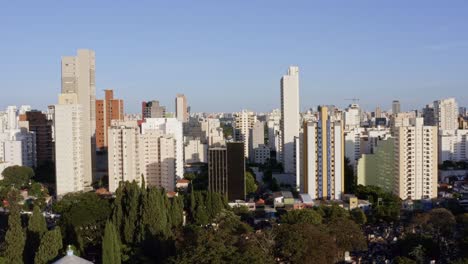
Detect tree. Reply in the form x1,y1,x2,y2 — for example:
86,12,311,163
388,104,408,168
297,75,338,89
102,221,121,264
245,171,257,195
122,182,141,244
4,208,26,264
1,165,34,188
194,192,209,225
327,217,367,256
281,209,322,225
394,256,417,264
427,208,456,237
34,227,63,264
28,206,47,234
25,206,47,262
350,208,367,225
274,223,337,264
53,192,111,256
319,204,349,223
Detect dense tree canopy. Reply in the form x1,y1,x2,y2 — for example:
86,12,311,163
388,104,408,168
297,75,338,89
1,166,34,189
281,209,322,225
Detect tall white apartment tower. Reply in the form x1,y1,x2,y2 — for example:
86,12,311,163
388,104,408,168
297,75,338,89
434,98,458,131
61,49,96,181
175,94,189,123
54,94,89,196
394,117,438,200
280,66,300,174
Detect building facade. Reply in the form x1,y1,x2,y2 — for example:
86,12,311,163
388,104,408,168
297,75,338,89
280,66,300,175
54,94,88,196
96,89,124,150
175,94,189,123
302,106,344,200
208,142,245,201
26,111,54,166
142,100,166,119
394,118,438,200
108,121,141,192
434,98,458,131
61,49,96,181
233,110,257,158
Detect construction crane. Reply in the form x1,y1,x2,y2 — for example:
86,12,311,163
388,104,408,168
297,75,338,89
345,98,360,104
345,98,360,103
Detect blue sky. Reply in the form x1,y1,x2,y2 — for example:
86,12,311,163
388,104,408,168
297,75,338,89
0,1,467,113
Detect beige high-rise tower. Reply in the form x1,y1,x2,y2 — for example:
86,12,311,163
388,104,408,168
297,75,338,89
175,94,188,123
281,66,300,175
61,49,96,181
54,93,89,196
394,117,438,200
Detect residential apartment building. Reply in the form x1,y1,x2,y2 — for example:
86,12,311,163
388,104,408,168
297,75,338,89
357,137,395,193
96,89,124,150
26,110,54,166
301,106,344,200
141,118,183,179
54,93,89,196
108,121,141,192
394,117,437,200
233,110,257,158
439,129,468,163
434,98,459,131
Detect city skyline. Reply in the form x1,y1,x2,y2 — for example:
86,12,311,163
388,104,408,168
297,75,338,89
1,1,467,113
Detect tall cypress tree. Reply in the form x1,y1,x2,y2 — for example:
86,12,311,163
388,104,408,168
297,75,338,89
123,181,140,244
141,188,161,236
170,196,183,228
4,208,25,264
211,192,223,219
206,192,214,220
25,206,48,262
34,227,62,264
102,221,121,264
112,182,124,240
189,188,196,222
194,192,208,225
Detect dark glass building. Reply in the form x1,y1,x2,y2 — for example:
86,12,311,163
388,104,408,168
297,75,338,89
208,142,245,201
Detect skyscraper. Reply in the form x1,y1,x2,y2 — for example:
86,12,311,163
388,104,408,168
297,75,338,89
208,142,245,201
394,117,437,200
302,106,344,200
61,49,96,180
280,66,300,175
392,100,401,115
54,93,89,196
96,89,124,150
175,94,189,123
434,98,458,131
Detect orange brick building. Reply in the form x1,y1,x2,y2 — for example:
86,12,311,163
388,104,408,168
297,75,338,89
96,89,124,150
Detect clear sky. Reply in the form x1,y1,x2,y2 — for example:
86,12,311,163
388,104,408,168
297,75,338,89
0,1,467,113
